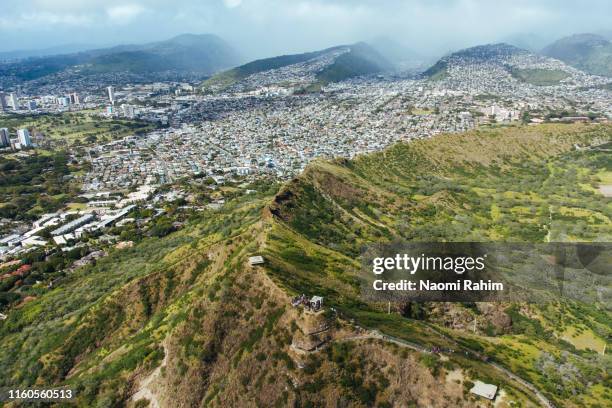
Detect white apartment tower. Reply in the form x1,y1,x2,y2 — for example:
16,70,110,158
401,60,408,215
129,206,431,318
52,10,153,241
10,93,18,110
17,129,32,147
107,86,115,105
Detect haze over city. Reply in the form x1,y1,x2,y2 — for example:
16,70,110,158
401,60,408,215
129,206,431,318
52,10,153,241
2,0,612,58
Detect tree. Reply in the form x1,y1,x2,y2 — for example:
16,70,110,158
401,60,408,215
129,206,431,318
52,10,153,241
400,302,426,320
521,110,531,124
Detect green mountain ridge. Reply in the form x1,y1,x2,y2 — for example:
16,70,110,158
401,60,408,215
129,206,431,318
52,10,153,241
542,33,612,77
0,34,242,82
423,42,580,86
85,34,242,74
423,43,528,80
316,42,391,83
203,42,391,91
1,124,610,407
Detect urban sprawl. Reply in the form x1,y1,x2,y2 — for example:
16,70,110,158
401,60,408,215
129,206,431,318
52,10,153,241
0,46,610,262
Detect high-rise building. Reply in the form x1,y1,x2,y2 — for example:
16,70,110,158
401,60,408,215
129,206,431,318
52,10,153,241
17,129,32,147
10,93,18,110
0,128,9,147
0,92,7,111
107,86,115,105
58,97,70,107
122,104,135,118
73,93,80,104
28,100,37,111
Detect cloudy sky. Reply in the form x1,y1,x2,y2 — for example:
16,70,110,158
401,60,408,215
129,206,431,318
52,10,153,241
1,0,611,58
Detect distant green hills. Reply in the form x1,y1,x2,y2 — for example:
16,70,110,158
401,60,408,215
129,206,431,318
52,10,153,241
542,33,612,77
5,32,612,84
423,43,527,81
423,42,578,86
203,42,391,91
316,42,391,83
202,47,334,89
0,44,99,62
84,34,241,74
423,34,612,80
0,34,241,82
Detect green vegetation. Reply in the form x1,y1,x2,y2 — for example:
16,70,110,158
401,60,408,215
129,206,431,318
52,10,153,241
264,123,611,407
0,34,241,82
204,42,389,91
510,68,570,86
0,185,273,405
0,151,79,222
0,112,155,226
204,49,327,89
271,124,610,251
315,43,390,84
0,54,85,81
542,33,612,77
0,112,156,147
0,123,609,406
423,60,449,81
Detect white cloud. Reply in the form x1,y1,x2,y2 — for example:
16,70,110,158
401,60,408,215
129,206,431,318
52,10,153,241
106,4,147,23
2,0,612,55
223,0,242,8
0,11,93,28
33,0,106,12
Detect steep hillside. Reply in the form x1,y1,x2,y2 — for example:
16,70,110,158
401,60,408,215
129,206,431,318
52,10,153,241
1,124,610,407
424,43,526,78
85,34,241,74
264,123,612,407
423,43,578,87
0,34,241,82
203,42,390,92
542,33,612,77
316,42,391,83
0,180,488,407
203,48,334,87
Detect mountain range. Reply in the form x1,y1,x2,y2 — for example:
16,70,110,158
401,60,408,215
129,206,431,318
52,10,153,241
0,44,101,62
541,33,612,77
203,42,391,92
2,32,611,87
422,42,583,87
0,34,242,82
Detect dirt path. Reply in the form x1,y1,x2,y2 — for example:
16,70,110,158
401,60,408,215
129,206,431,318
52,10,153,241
599,185,612,197
545,205,553,242
131,339,169,408
341,328,554,408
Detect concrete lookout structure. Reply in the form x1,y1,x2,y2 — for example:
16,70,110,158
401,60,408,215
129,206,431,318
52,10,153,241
248,255,265,266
